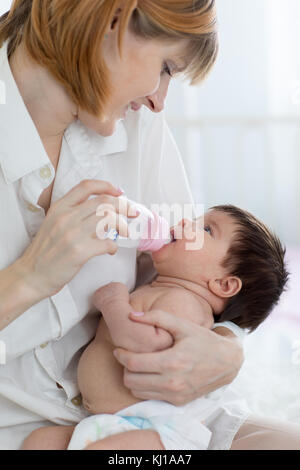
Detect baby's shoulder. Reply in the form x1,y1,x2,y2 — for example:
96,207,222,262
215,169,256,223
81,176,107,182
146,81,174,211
151,286,208,312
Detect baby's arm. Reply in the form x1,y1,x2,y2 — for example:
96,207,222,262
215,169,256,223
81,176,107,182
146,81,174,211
92,282,173,353
93,282,214,355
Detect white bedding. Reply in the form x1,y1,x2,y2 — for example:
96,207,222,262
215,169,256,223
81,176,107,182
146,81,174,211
232,245,300,424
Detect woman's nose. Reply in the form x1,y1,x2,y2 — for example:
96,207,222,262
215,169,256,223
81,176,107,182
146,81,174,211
145,75,171,113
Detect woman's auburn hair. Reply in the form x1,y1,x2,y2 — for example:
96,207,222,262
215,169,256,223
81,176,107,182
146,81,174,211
0,0,218,118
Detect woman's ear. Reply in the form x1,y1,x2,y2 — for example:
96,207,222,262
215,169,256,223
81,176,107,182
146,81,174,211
208,276,242,298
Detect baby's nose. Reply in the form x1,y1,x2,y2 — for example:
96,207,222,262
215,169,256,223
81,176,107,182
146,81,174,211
181,218,193,228
174,218,193,239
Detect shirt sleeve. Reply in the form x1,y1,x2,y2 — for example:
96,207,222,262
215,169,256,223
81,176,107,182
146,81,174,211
212,321,248,341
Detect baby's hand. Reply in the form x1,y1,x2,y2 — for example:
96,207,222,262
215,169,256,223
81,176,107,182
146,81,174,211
93,282,129,312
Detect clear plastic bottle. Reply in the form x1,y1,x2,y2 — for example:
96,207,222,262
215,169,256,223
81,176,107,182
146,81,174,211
105,196,172,252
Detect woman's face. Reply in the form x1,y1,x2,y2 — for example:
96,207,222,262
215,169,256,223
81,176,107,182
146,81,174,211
78,16,188,136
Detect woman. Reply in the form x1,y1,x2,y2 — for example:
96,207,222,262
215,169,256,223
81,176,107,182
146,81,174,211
0,0,299,451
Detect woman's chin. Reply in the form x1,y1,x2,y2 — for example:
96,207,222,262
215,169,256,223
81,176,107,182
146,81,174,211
96,116,128,136
78,111,119,137
94,120,117,136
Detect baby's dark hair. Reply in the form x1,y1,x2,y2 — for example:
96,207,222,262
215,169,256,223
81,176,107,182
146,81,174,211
212,205,289,332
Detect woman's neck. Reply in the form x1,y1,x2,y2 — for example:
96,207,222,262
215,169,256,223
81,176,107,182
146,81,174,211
151,275,225,315
9,42,78,166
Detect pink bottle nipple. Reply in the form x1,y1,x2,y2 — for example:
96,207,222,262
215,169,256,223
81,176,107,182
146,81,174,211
138,211,171,252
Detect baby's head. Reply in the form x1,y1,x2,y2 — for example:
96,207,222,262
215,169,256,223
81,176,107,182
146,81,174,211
152,205,288,332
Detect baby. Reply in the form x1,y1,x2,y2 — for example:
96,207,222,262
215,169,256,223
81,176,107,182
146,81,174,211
22,204,288,450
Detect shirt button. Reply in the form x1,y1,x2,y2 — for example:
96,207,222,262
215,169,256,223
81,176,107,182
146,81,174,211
40,342,48,349
71,395,82,407
39,165,52,180
27,203,40,213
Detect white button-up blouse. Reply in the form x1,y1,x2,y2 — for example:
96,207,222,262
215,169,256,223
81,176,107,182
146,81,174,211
0,40,197,449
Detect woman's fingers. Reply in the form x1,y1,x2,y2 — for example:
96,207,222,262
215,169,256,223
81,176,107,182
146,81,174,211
61,179,123,207
113,348,167,373
93,210,129,239
90,238,119,257
123,371,164,392
128,310,196,341
71,193,140,241
18,179,142,299
129,390,164,401
119,356,194,405
113,310,200,373
79,194,140,220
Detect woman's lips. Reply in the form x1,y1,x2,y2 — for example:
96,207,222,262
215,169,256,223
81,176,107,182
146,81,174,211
130,101,142,111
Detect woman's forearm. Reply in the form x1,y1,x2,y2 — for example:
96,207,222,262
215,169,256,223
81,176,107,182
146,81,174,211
0,259,45,330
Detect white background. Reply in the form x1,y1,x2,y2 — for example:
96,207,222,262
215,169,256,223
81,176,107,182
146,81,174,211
166,0,300,247
1,1,300,428
0,1,11,14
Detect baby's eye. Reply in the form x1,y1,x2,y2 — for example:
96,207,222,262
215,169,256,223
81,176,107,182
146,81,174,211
204,225,212,236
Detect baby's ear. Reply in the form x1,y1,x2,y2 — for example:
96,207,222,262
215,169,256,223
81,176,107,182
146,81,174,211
208,276,242,298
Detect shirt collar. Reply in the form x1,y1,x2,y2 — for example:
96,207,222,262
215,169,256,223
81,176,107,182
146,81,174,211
0,41,50,184
0,40,128,184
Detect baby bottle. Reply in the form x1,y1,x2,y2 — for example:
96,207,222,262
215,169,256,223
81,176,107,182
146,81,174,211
105,196,172,252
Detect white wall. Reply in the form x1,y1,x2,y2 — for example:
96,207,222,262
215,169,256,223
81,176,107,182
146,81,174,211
0,1,12,15
166,0,300,245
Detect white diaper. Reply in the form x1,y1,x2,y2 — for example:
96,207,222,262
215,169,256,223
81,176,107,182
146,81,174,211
68,388,250,450
68,399,212,450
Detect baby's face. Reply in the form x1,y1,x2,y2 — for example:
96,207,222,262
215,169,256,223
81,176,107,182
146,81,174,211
152,209,237,284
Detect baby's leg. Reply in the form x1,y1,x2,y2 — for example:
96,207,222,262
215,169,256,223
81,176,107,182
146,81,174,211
84,429,165,450
21,425,75,450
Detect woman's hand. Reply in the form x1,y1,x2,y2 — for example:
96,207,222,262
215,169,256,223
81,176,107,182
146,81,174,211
113,310,244,406
16,179,137,301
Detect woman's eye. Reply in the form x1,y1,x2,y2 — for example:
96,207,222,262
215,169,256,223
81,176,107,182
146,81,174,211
204,226,212,236
161,62,172,77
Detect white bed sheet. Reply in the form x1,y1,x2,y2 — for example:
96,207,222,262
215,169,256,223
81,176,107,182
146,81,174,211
231,245,300,424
